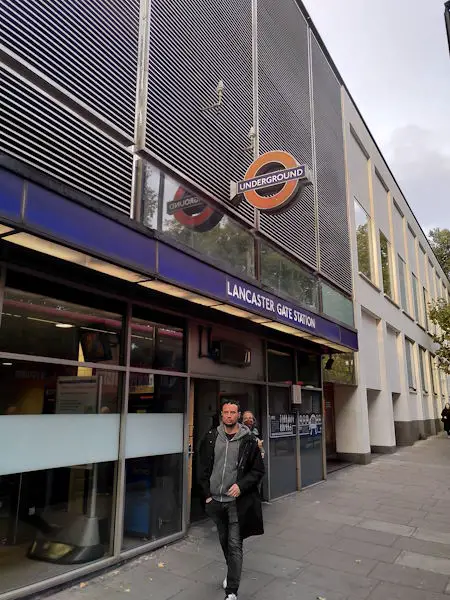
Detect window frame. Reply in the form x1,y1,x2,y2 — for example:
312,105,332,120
354,199,373,281
405,338,416,391
379,230,393,298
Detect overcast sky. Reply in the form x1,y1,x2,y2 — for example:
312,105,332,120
303,0,450,234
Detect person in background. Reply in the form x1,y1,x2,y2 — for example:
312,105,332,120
198,400,264,600
442,403,450,436
242,411,265,459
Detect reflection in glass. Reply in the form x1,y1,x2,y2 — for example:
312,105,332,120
297,352,321,388
0,360,121,415
131,318,185,371
354,200,372,280
267,344,294,383
260,242,318,310
128,375,186,413
0,462,116,594
122,454,183,549
0,289,122,364
141,162,255,277
379,232,392,298
321,282,354,327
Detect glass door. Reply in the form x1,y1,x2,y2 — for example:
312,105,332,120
298,390,324,487
268,386,297,499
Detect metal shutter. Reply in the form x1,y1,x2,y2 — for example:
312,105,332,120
0,0,139,136
257,0,316,269
0,65,134,213
146,0,255,224
311,35,352,293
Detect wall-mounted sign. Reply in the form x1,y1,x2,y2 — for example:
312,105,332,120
230,151,312,213
269,413,296,438
298,413,322,437
168,186,222,232
226,278,317,332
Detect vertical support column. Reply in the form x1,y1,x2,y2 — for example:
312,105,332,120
112,303,132,556
367,321,396,452
334,304,371,464
308,28,320,271
251,0,261,233
393,334,414,445
130,0,152,220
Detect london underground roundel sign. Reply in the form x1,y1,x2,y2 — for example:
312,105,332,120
232,151,312,213
167,186,223,232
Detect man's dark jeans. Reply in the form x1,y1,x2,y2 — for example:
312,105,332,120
206,499,243,595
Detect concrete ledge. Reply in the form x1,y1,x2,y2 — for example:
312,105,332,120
336,452,372,465
424,419,437,437
436,418,444,433
371,445,396,454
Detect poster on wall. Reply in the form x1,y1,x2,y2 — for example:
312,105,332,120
269,413,296,438
298,413,323,437
56,376,100,414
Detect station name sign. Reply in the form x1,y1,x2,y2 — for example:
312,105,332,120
226,278,317,331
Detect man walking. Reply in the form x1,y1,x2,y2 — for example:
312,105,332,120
198,400,265,600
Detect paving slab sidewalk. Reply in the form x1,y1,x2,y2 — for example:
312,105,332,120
48,435,450,600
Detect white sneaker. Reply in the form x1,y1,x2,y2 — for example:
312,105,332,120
223,578,227,590
225,595,237,600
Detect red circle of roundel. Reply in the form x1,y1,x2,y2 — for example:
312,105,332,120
172,187,223,232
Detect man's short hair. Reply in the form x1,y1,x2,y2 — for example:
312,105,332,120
221,398,241,412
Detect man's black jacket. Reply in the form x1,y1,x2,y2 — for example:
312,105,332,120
198,427,265,539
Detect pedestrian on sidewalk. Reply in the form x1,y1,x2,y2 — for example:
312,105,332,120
442,403,450,436
242,411,265,459
198,399,265,600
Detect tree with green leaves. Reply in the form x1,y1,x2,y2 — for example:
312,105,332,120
429,299,450,374
428,229,450,278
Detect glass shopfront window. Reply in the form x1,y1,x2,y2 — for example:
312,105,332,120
131,314,185,372
260,242,318,310
0,288,122,365
141,162,255,278
267,343,295,383
297,351,321,388
321,283,354,327
122,375,186,550
0,462,116,595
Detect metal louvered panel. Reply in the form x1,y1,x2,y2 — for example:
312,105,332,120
312,36,352,294
257,0,316,268
0,0,139,136
0,66,134,213
146,0,255,224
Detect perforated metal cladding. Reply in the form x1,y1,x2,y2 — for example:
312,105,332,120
257,0,316,268
312,37,352,293
146,0,255,224
0,67,134,213
0,0,139,135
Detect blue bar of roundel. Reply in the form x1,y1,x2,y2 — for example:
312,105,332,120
158,244,225,296
25,184,156,273
0,169,23,221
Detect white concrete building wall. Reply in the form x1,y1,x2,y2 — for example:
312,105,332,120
339,87,450,459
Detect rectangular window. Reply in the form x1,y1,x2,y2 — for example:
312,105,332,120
354,200,372,280
419,348,428,394
398,257,408,311
405,339,416,391
423,287,429,330
379,231,392,298
321,283,354,327
430,354,438,395
142,162,256,278
260,242,319,310
0,287,123,364
412,274,420,322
